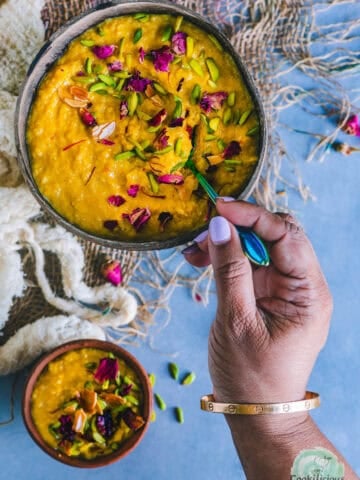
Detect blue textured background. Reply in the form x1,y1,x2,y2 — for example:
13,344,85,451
1,4,359,479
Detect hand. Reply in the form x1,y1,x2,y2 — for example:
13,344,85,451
183,199,333,406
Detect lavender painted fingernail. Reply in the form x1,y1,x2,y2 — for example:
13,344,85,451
218,196,236,202
194,230,208,243
181,243,200,255
209,216,231,245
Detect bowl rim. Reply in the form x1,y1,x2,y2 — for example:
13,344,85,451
15,0,268,251
22,339,152,468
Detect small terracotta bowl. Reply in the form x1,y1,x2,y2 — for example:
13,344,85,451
22,339,152,468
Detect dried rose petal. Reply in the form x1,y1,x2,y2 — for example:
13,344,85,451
186,125,193,139
151,46,174,72
102,260,122,286
149,108,167,127
108,195,125,206
122,207,151,231
342,114,360,136
120,100,128,119
139,47,146,64
79,108,97,127
122,409,145,431
126,70,152,92
200,91,228,113
96,410,114,438
103,220,118,231
94,357,119,383
223,141,241,159
120,383,133,396
127,184,140,197
58,415,75,442
169,117,184,128
98,139,115,145
157,174,184,185
158,211,173,232
171,32,187,55
92,44,116,59
107,60,123,72
76,71,85,77
156,128,169,148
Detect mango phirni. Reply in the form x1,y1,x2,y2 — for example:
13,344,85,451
31,348,145,459
27,14,259,241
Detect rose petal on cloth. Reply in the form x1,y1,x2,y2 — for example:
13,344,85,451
151,46,174,72
199,91,228,113
92,44,116,59
171,32,187,55
102,260,122,286
94,357,119,382
342,114,360,136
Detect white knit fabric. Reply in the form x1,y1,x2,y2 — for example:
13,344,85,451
0,0,138,374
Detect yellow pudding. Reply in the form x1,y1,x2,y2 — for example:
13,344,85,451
27,13,259,241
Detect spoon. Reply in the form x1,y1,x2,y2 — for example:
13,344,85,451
185,127,270,267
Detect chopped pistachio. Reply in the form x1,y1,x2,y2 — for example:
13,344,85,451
147,125,162,133
135,146,147,160
181,372,196,385
174,138,183,156
119,37,125,58
200,113,212,133
246,125,259,136
239,109,252,125
208,34,223,51
147,172,159,193
137,110,152,121
168,362,179,380
111,442,119,451
89,82,108,92
205,134,217,141
116,78,126,91
114,150,135,161
141,140,151,149
128,91,138,116
134,13,150,22
233,109,241,124
161,25,173,42
93,431,106,444
207,80,217,89
125,53,133,69
113,71,131,78
189,58,204,77
154,393,167,410
80,39,95,47
172,56,182,65
125,395,139,406
93,64,104,75
206,58,219,82
223,108,232,125
186,36,194,57
175,407,184,424
173,99,182,119
227,92,236,107
148,373,156,387
174,15,183,32
72,76,95,84
190,84,201,104
217,139,226,152
153,82,168,95
150,410,156,422
98,74,116,87
97,26,105,36
224,159,243,165
170,161,186,172
85,57,92,74
133,28,143,44
155,145,173,155
209,117,220,132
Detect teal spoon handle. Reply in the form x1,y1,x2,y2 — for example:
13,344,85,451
193,169,270,267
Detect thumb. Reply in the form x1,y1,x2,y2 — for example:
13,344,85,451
208,216,256,327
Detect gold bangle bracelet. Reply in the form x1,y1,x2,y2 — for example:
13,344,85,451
200,391,320,415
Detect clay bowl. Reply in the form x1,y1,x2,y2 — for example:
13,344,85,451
15,0,267,251
22,339,152,468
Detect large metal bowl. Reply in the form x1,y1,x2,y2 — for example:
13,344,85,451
15,0,267,251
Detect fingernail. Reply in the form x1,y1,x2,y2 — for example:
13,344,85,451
209,216,231,246
181,243,200,255
218,196,236,202
194,230,208,243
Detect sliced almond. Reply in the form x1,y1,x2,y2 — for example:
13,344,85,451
73,408,87,433
69,85,89,101
57,85,72,101
100,392,126,406
79,389,97,414
63,97,89,108
145,83,155,98
207,154,224,166
149,95,163,107
92,121,116,140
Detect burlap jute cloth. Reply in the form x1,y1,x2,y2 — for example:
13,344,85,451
1,1,358,357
